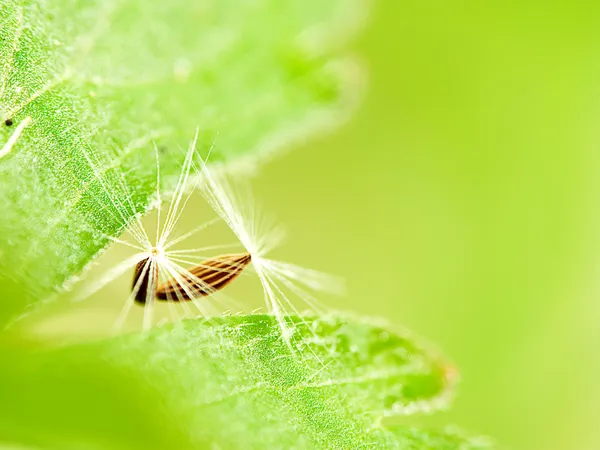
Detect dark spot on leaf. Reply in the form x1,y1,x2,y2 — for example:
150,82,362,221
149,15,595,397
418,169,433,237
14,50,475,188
4,119,13,126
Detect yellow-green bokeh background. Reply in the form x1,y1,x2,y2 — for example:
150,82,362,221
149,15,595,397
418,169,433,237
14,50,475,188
257,2,600,449
27,2,600,449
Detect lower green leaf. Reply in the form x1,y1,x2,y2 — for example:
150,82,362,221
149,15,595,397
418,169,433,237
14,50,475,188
0,345,196,449
373,426,495,450
0,315,493,449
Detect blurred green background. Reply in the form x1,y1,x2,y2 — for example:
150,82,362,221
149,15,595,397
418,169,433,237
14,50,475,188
257,2,600,449
23,1,600,449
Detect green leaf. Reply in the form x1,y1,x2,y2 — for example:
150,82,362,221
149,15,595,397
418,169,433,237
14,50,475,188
0,315,493,449
0,342,197,450
20,314,487,449
0,0,362,324
374,426,495,450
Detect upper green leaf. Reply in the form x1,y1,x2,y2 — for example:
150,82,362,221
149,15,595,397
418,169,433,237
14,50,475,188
0,314,493,449
0,0,362,324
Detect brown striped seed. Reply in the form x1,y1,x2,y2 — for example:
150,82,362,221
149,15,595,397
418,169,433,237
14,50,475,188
156,253,251,301
132,257,158,304
132,253,252,304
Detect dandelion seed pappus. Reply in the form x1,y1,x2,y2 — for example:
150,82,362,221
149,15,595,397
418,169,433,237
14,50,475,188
72,130,344,345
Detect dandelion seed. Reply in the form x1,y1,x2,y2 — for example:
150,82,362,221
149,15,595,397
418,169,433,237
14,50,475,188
129,251,252,305
193,144,345,348
132,256,158,304
73,134,242,329
156,253,251,301
73,130,342,344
